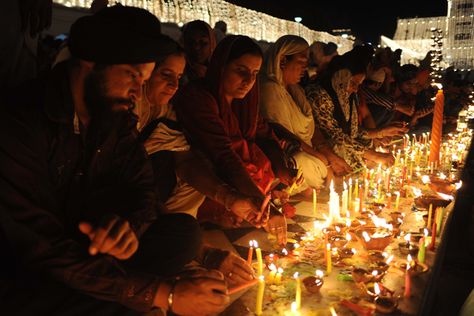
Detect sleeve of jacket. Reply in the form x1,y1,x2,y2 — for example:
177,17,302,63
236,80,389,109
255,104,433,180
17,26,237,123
173,85,264,198
0,105,160,312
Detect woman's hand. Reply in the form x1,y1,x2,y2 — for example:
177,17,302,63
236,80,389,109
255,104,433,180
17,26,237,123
264,213,287,245
328,154,352,177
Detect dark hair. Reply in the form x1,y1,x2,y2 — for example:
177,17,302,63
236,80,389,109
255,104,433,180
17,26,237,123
395,64,419,83
323,42,338,56
183,20,211,39
153,35,184,66
226,35,263,63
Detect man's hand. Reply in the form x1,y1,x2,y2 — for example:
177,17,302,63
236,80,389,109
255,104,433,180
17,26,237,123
264,214,287,245
171,270,230,316
79,214,138,260
218,252,254,286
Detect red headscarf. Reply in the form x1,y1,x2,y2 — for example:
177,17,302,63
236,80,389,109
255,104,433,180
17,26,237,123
174,35,275,198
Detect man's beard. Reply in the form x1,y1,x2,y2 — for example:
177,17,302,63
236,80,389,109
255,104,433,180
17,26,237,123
84,69,134,134
83,69,135,125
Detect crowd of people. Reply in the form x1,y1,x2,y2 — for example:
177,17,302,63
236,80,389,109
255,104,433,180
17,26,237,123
1,2,473,316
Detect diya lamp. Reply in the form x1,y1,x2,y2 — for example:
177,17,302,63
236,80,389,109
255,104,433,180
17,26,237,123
338,247,356,259
398,233,419,256
352,267,371,283
373,283,398,314
328,234,348,248
303,270,324,294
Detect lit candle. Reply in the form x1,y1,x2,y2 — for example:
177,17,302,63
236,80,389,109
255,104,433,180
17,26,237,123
294,272,302,310
342,181,348,215
427,204,433,228
348,178,353,210
429,89,444,164
404,255,412,298
354,179,359,199
312,188,317,216
326,243,332,274
418,229,428,263
428,212,437,251
275,267,283,284
247,240,255,264
436,207,443,237
255,275,265,315
255,241,263,276
395,191,400,211
268,263,277,284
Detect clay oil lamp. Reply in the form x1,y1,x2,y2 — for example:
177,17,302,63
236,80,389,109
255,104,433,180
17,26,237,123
329,234,348,249
303,270,324,294
355,227,393,251
338,247,357,259
398,233,419,257
373,283,398,314
415,194,451,209
352,267,371,283
396,254,429,276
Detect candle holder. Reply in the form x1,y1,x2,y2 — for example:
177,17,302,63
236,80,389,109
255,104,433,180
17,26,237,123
328,234,348,248
398,242,419,256
374,296,398,314
338,247,356,259
302,276,324,294
409,232,424,243
352,268,371,283
429,176,456,195
355,227,394,251
368,261,390,274
367,250,385,263
389,211,404,222
395,260,429,276
415,195,450,209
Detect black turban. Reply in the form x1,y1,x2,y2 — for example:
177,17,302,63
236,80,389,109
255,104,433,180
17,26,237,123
69,5,164,64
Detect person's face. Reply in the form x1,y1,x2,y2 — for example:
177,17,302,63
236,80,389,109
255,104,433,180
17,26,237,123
84,63,154,118
146,54,186,106
400,78,419,95
281,49,309,86
221,53,262,102
347,73,365,94
185,30,211,64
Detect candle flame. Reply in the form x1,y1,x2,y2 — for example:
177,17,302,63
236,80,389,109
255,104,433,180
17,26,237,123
386,255,394,264
407,254,413,263
349,178,352,185
249,240,254,247
412,187,422,197
344,181,347,190
253,240,259,248
372,270,378,276
259,275,264,281
362,231,371,242
294,243,300,249
282,248,288,256
404,233,411,243
382,252,388,258
330,180,334,191
316,270,324,278
352,248,357,254
346,232,352,241
293,272,299,279
421,175,430,184
374,282,381,296
345,218,351,227
437,192,454,200
326,243,331,251
335,226,341,233
455,181,463,190
291,301,297,312
269,263,277,271
424,228,429,237
277,267,284,273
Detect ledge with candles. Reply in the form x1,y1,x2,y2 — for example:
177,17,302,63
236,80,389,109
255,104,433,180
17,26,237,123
224,124,471,315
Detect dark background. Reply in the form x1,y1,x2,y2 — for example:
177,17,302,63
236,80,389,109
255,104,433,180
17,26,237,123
228,0,448,43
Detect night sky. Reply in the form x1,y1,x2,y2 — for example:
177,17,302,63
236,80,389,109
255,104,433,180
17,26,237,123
228,0,448,43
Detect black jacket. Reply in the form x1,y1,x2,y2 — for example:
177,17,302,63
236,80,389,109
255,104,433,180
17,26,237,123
0,62,159,312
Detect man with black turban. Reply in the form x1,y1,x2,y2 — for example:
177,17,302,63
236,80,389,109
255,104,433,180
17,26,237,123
0,5,229,315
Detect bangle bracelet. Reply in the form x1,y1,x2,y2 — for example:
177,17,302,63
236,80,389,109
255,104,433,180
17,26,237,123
167,278,178,312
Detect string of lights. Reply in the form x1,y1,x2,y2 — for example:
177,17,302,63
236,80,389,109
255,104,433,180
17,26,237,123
52,0,353,52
